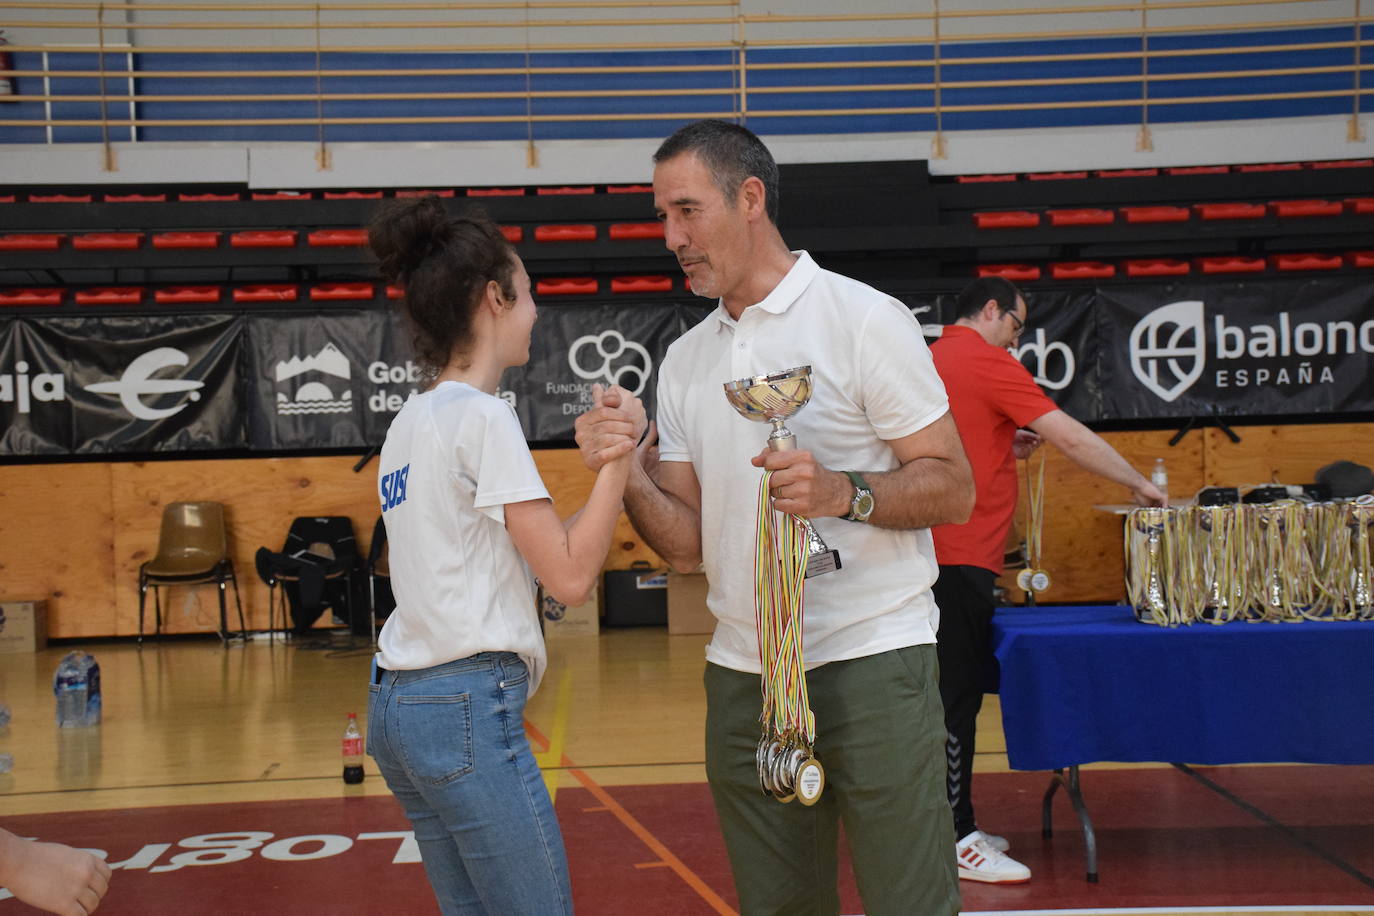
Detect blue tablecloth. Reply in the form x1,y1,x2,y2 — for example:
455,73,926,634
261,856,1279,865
990,605,1374,771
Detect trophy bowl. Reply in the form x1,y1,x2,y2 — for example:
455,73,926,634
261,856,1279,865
723,366,813,451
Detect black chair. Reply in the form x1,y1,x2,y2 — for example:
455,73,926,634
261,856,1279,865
365,515,395,647
139,501,247,645
255,516,361,642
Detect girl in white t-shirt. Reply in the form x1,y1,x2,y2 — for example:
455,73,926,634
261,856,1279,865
365,196,639,916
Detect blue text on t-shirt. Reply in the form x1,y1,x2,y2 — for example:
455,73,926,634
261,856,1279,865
380,464,410,512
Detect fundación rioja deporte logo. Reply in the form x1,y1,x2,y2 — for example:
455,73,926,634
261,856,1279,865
84,347,205,420
568,329,652,395
1129,300,1206,402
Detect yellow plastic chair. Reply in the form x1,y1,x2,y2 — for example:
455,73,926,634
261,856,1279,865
138,501,247,645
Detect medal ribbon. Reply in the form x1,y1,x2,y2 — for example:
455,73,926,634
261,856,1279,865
754,470,815,746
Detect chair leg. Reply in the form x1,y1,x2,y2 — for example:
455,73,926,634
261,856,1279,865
217,580,229,645
153,586,163,637
138,575,147,647
230,571,247,642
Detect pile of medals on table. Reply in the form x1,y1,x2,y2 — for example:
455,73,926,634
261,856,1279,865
1125,492,1374,625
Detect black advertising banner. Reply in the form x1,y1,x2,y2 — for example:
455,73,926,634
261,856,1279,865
1,314,245,455
1096,280,1374,420
244,311,392,451
0,318,75,456
501,300,696,442
1014,289,1102,421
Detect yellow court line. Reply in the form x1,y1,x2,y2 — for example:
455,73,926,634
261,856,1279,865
532,667,574,801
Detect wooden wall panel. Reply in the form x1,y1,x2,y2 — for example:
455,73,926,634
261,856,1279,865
1203,422,1374,488
0,463,116,639
8,420,1367,638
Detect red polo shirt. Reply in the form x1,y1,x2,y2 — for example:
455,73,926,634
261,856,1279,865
930,325,1059,573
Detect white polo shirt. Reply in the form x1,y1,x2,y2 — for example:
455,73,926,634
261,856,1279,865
376,381,551,694
656,251,950,674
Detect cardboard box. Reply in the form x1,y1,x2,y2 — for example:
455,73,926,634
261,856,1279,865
602,565,667,627
539,584,600,638
0,600,49,653
667,572,715,636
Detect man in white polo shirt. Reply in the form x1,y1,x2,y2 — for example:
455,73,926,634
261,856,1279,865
576,120,973,916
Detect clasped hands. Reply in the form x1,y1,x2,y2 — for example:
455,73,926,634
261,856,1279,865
574,388,851,517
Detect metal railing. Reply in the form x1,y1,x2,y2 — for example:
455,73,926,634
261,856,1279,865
0,0,1368,169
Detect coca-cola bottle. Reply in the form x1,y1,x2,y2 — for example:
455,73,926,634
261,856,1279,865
342,712,364,784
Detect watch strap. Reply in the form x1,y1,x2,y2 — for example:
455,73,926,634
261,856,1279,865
842,470,873,521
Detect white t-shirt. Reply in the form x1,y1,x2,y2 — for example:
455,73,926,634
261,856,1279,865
375,381,551,695
656,251,950,674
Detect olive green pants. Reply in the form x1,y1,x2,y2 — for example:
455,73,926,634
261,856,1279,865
704,645,961,916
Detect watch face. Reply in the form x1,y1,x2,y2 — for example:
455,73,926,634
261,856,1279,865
854,490,874,519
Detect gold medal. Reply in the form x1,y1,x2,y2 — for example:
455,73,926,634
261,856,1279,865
1029,569,1052,592
1016,567,1035,591
795,757,825,806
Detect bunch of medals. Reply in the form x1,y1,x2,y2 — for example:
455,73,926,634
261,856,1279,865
1125,494,1374,625
1015,452,1052,594
752,470,825,805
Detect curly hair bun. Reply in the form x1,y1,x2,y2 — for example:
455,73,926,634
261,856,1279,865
369,196,453,284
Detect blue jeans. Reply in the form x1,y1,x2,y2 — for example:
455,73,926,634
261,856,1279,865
367,653,572,916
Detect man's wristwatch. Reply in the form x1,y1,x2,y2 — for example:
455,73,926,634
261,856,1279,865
841,470,875,523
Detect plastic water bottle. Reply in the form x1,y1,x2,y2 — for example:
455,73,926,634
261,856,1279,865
342,712,364,784
1152,458,1169,506
53,651,102,728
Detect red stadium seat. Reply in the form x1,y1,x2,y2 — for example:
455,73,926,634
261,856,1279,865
1195,202,1265,220
310,283,374,301
608,222,665,240
0,234,63,250
1094,168,1158,178
1345,197,1374,215
611,276,673,294
152,232,220,249
1125,258,1190,277
0,288,63,306
467,188,526,197
72,232,144,250
606,184,653,193
977,264,1040,281
1271,253,1342,272
307,229,368,247
1347,251,1374,268
155,285,222,303
536,278,598,295
1198,256,1265,274
252,191,312,200
1270,199,1342,218
537,186,596,196
179,192,240,202
395,189,455,198
1027,171,1088,181
1051,261,1115,279
1048,208,1114,226
75,286,144,305
323,191,382,200
233,284,298,302
386,286,405,299
0,195,14,203
973,211,1040,229
1238,162,1302,172
534,224,596,242
1121,206,1189,224
1166,166,1228,175
104,193,167,202
231,230,298,248
1309,159,1373,169
501,226,524,243
29,193,92,203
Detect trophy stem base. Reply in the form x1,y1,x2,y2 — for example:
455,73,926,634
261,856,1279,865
800,519,841,578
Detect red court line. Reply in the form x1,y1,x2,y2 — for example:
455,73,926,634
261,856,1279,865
525,720,737,916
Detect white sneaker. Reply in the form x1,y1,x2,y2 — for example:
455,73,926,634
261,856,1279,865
974,829,1010,853
956,832,1031,884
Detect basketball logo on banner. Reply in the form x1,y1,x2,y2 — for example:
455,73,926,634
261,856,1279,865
1129,300,1206,402
568,330,653,395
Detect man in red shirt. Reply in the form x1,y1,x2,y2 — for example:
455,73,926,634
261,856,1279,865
930,276,1165,884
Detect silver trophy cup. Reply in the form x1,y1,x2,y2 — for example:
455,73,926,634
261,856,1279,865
723,366,841,577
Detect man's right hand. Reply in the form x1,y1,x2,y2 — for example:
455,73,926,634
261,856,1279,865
574,383,646,471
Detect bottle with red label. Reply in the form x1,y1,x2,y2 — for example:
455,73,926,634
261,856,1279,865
342,712,365,784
